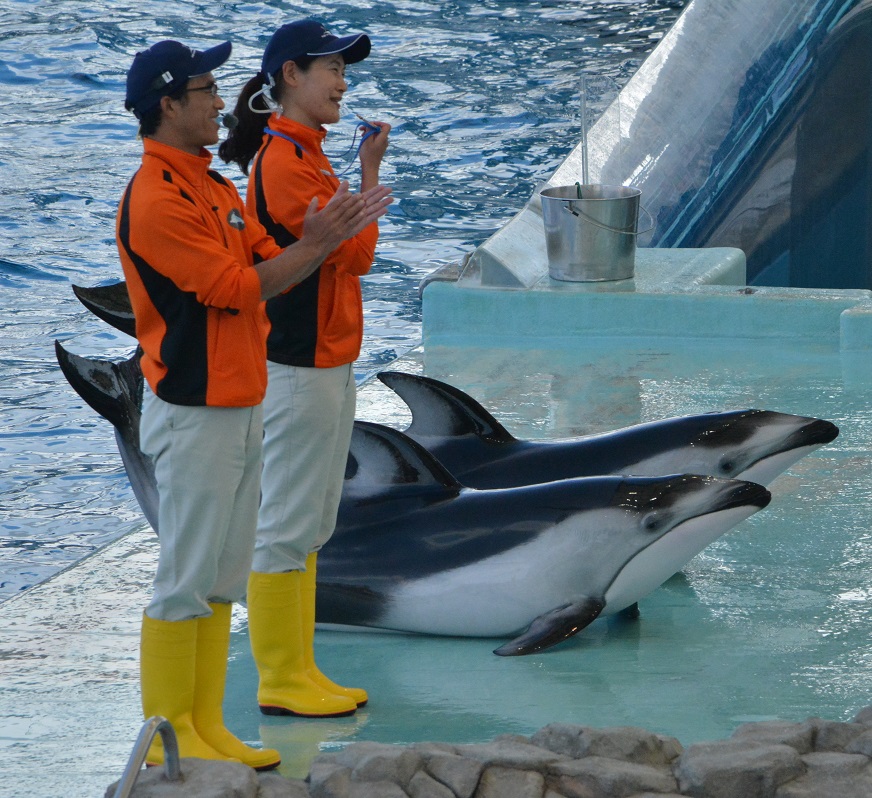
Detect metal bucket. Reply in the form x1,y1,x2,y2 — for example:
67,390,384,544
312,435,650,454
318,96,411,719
540,184,643,282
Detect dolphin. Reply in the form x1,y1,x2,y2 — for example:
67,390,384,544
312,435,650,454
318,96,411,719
65,284,840,489
376,371,839,488
319,421,771,655
53,343,771,655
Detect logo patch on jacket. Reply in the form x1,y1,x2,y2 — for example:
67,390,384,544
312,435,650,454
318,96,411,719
227,208,245,230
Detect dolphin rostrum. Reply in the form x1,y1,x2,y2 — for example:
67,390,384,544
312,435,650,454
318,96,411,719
54,344,771,655
376,371,839,488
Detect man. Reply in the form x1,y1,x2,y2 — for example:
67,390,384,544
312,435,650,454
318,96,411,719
118,39,390,770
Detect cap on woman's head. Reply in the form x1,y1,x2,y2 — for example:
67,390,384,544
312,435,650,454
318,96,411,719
125,39,232,118
261,20,371,78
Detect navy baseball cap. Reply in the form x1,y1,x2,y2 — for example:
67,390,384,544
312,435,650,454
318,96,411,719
125,39,232,118
261,20,370,78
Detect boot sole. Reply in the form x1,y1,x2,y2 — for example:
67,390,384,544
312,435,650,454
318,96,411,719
259,704,357,718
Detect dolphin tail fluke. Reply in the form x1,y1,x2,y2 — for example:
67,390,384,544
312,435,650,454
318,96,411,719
54,340,143,431
54,341,159,532
377,371,517,444
493,596,606,656
72,281,136,337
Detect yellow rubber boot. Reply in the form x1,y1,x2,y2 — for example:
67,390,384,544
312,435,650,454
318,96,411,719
140,613,236,766
193,603,281,771
247,570,357,717
301,553,368,707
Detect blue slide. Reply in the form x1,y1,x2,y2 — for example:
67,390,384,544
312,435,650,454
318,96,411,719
473,0,872,290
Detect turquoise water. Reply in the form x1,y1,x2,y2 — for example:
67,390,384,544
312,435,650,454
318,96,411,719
247,337,871,774
2,335,867,795
0,0,686,598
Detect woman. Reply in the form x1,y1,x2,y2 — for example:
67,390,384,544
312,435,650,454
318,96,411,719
220,19,390,718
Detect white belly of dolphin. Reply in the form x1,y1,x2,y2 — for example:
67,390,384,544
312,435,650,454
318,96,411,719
377,512,614,637
376,502,759,638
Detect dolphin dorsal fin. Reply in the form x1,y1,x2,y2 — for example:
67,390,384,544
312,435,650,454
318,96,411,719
347,421,463,491
378,371,516,444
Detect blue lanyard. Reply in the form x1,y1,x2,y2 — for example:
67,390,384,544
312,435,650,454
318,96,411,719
264,121,380,178
264,128,307,153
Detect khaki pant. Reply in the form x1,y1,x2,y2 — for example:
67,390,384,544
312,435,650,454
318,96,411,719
254,362,356,573
140,389,263,620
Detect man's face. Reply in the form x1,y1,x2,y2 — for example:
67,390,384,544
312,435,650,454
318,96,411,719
163,72,225,151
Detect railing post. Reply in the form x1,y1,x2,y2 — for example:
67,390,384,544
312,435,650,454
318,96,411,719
111,716,181,798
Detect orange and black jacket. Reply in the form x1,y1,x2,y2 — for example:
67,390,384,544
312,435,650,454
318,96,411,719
246,115,379,369
116,138,283,407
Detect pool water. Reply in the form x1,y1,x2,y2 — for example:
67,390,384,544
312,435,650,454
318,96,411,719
1,331,869,794
2,1,871,794
0,0,686,600
231,337,869,778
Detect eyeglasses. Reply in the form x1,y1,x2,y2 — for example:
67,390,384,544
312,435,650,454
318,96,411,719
184,82,219,97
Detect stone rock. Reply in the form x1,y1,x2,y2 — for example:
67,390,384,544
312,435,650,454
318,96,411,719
845,729,872,757
413,742,462,758
549,755,677,797
307,760,351,798
104,758,260,798
731,720,814,755
627,794,686,798
775,752,872,797
531,724,596,759
808,718,868,752
421,752,484,798
349,780,409,798
675,740,805,798
532,724,682,768
455,739,566,770
407,770,455,798
475,766,546,798
626,794,686,798
328,742,422,787
257,773,310,798
852,706,872,726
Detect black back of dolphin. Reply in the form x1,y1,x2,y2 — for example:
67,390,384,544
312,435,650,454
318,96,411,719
377,371,839,488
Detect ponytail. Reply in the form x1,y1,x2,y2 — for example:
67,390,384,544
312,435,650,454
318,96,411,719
218,73,273,175
218,57,317,175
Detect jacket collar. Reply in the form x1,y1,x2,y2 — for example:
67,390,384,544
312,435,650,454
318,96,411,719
142,137,214,188
267,113,328,152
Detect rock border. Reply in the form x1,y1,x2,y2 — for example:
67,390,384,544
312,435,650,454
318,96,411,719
107,706,872,798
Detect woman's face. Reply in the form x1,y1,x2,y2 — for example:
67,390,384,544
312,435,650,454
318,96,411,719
283,54,348,129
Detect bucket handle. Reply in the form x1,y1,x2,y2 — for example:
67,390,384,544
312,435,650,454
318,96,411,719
563,199,655,236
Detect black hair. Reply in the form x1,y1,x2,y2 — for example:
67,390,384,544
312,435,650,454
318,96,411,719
218,56,316,175
137,83,188,138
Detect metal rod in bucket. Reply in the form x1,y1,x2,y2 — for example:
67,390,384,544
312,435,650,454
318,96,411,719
580,74,590,186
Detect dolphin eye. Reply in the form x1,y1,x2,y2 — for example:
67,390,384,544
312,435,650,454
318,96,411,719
719,456,736,474
641,512,662,533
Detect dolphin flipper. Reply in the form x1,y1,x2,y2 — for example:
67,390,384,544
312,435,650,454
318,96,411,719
493,596,606,656
377,371,516,443
72,282,136,337
54,341,159,531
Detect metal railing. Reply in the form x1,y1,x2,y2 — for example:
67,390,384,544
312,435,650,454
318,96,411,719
111,716,181,798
